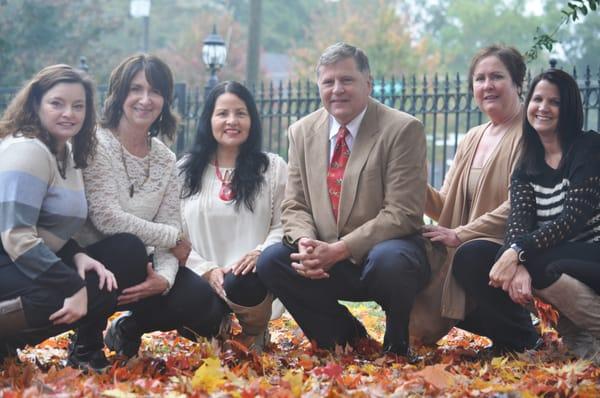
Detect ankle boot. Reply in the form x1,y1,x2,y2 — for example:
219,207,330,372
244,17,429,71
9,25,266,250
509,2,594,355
535,274,600,339
0,297,27,338
225,293,273,352
104,312,142,358
67,331,109,373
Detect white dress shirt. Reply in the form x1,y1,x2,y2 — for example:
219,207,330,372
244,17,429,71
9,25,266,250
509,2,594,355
328,107,368,162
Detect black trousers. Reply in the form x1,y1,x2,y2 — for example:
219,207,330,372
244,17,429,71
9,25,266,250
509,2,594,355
524,242,600,292
223,271,268,307
256,238,429,352
91,233,230,339
0,236,130,352
452,240,539,351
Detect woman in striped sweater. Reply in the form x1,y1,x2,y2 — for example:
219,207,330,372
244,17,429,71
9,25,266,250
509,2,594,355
458,69,600,360
0,65,119,371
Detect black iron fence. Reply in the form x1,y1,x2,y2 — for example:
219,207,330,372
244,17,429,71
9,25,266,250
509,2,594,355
1,65,599,188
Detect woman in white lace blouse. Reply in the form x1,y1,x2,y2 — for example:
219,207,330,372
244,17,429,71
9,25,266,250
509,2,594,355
78,54,227,358
179,81,287,351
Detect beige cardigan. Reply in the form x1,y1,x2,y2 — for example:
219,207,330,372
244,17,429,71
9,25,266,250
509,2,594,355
409,116,522,344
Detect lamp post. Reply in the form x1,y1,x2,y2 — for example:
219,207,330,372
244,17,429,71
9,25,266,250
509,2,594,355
202,25,227,100
78,56,89,73
130,0,151,52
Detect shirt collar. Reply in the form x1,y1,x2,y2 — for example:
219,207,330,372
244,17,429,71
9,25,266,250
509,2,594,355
328,106,368,141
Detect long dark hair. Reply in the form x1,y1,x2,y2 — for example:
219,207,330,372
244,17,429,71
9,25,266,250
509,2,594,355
517,69,583,175
180,81,269,211
101,54,179,140
0,64,97,168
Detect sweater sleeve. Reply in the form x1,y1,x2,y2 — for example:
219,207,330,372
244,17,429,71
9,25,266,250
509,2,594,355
455,199,510,243
151,162,181,289
255,155,287,252
0,141,84,296
83,140,179,248
184,247,218,276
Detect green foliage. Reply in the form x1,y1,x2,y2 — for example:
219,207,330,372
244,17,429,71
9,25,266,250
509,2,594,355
0,0,130,86
420,0,547,73
290,0,440,79
231,0,320,53
0,0,598,89
526,0,600,61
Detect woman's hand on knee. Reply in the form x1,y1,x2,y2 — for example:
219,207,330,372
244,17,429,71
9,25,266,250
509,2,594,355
231,250,261,276
49,287,88,325
422,225,462,248
202,268,227,299
73,253,118,292
117,263,169,305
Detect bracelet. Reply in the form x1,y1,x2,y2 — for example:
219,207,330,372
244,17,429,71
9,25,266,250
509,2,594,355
176,231,185,245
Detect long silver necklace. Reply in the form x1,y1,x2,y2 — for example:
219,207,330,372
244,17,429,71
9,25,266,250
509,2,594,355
118,135,151,198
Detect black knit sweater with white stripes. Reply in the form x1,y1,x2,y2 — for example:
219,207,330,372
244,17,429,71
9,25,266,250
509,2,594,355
505,131,600,262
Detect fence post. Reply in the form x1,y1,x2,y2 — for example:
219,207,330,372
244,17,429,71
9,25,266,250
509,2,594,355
174,83,187,154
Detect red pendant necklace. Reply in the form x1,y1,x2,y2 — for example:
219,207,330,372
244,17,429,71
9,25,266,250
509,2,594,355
214,158,235,201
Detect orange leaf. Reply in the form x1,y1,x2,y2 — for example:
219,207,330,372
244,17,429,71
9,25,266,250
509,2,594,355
414,364,455,390
534,297,559,329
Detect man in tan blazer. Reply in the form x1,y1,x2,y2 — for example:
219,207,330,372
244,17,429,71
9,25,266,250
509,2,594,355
257,42,441,357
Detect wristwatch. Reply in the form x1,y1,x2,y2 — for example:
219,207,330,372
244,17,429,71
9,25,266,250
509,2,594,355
510,243,526,264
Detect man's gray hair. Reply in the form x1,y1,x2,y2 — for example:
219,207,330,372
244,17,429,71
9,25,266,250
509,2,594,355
316,42,371,76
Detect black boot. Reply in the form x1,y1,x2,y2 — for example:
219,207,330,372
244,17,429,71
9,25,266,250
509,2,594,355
67,331,109,373
104,312,142,358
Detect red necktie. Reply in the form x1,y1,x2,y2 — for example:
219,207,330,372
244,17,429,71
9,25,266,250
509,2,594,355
327,126,350,220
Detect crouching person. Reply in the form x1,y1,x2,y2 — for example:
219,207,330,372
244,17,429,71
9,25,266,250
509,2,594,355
256,43,444,359
0,65,118,371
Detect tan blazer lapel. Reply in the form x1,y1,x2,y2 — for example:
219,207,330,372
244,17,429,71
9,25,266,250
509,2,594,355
338,100,380,230
305,111,337,231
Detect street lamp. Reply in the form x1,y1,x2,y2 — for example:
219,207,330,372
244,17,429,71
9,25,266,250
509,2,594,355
130,0,151,52
202,25,227,99
78,56,89,73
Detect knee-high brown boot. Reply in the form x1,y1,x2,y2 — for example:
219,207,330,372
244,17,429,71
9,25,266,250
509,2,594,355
0,297,27,338
535,274,600,361
225,293,273,352
1,297,28,361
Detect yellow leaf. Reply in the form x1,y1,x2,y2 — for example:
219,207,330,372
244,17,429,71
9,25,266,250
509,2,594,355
191,357,226,392
491,356,509,368
102,390,137,398
282,369,303,398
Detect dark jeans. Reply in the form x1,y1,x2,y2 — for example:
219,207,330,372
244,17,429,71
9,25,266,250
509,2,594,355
452,240,539,351
256,237,429,353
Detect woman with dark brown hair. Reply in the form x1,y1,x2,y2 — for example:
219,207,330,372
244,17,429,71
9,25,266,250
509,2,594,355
0,64,118,371
77,54,228,358
484,69,600,361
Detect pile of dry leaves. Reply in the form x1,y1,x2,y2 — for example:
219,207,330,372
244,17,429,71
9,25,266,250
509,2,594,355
1,301,599,397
